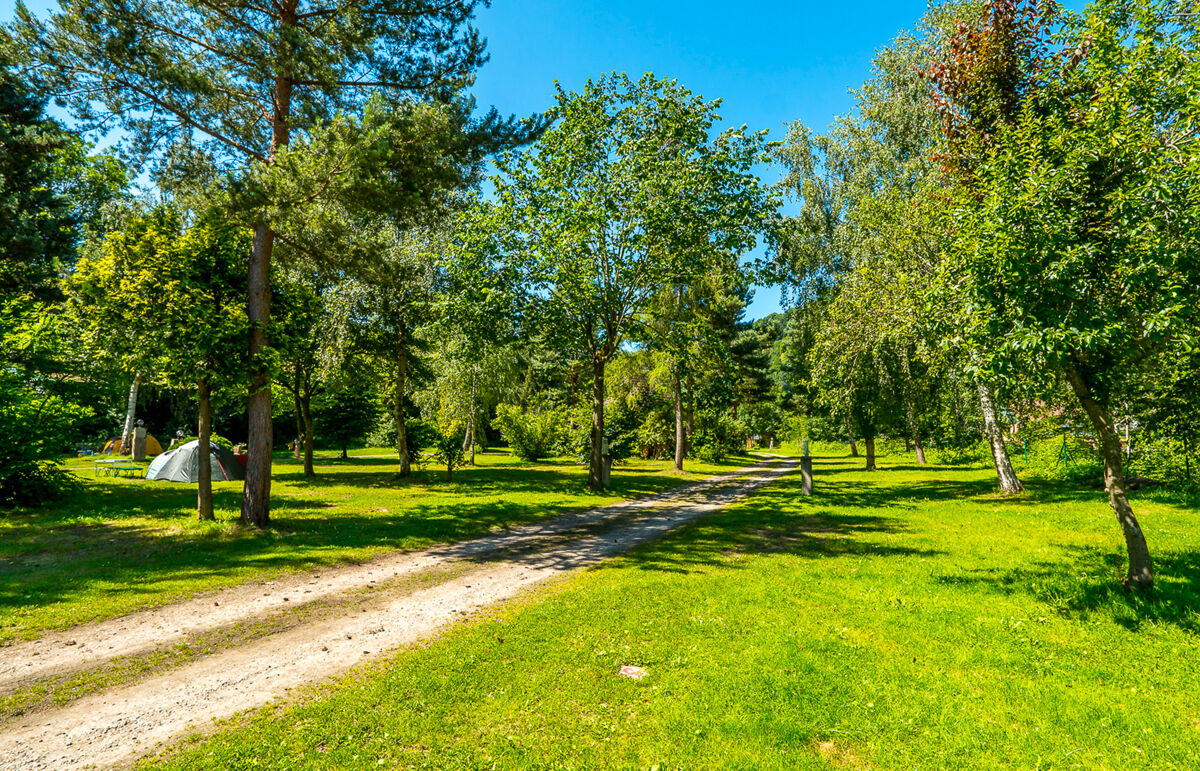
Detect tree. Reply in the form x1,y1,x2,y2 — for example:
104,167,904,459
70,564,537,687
10,0,520,526
775,29,1024,488
0,61,124,505
70,207,249,520
273,271,327,476
935,0,1200,589
492,72,776,491
312,380,378,459
327,225,441,478
431,427,467,482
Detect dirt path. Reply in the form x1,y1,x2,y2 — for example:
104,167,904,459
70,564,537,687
0,457,794,771
0,459,773,690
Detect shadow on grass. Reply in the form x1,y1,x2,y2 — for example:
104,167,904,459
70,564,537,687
944,544,1200,635
617,477,944,574
0,457,761,624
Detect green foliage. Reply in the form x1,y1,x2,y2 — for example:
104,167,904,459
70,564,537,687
174,434,235,452
312,384,379,456
492,404,567,463
489,71,776,488
430,428,467,481
0,62,75,299
690,411,749,463
0,63,120,505
69,206,250,393
0,369,85,507
366,414,439,467
635,411,674,460
404,419,441,468
942,1,1200,400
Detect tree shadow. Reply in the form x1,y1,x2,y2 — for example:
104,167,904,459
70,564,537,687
614,478,944,574
942,545,1200,636
0,458,770,628
808,475,999,511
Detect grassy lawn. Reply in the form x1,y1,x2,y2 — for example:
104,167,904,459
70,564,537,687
144,453,1200,770
0,449,749,644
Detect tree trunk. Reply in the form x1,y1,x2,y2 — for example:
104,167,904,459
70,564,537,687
197,378,214,522
1064,366,1154,591
588,356,606,492
672,366,684,472
241,223,274,527
864,436,876,471
978,381,1023,494
847,418,859,457
904,396,927,465
119,374,141,454
241,57,295,527
291,369,304,464
301,387,314,477
395,321,410,477
685,371,695,436
291,366,314,478
463,371,477,464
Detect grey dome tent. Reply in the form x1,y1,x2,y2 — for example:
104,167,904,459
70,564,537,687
146,440,245,482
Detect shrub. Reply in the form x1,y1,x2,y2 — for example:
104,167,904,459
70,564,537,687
635,411,673,459
492,404,567,462
0,462,78,509
565,401,642,466
431,427,467,481
690,411,748,463
364,415,438,467
928,441,991,466
1017,433,1103,482
0,373,86,508
175,433,234,450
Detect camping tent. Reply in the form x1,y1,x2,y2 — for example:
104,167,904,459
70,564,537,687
101,435,164,455
146,440,245,482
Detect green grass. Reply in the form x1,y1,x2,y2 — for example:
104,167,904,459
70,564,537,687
0,448,749,644
142,453,1200,770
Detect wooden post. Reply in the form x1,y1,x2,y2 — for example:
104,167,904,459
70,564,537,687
801,455,813,496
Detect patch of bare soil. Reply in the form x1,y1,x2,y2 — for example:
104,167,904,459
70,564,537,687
0,458,794,770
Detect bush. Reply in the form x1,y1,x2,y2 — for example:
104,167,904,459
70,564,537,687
0,462,78,509
636,411,673,459
431,428,467,481
175,433,234,450
1016,433,1103,482
492,404,567,462
364,415,438,467
312,385,379,456
0,373,86,507
928,441,991,466
690,411,748,463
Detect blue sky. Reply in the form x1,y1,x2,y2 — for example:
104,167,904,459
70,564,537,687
468,1,934,319
3,0,937,318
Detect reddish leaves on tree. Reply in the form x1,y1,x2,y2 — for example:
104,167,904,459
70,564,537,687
921,0,1069,181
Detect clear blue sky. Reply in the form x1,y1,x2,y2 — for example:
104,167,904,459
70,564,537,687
3,0,936,318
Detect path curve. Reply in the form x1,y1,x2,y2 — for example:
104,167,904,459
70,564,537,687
0,458,794,771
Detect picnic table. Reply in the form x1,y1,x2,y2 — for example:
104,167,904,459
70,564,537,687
93,458,123,477
94,459,145,478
